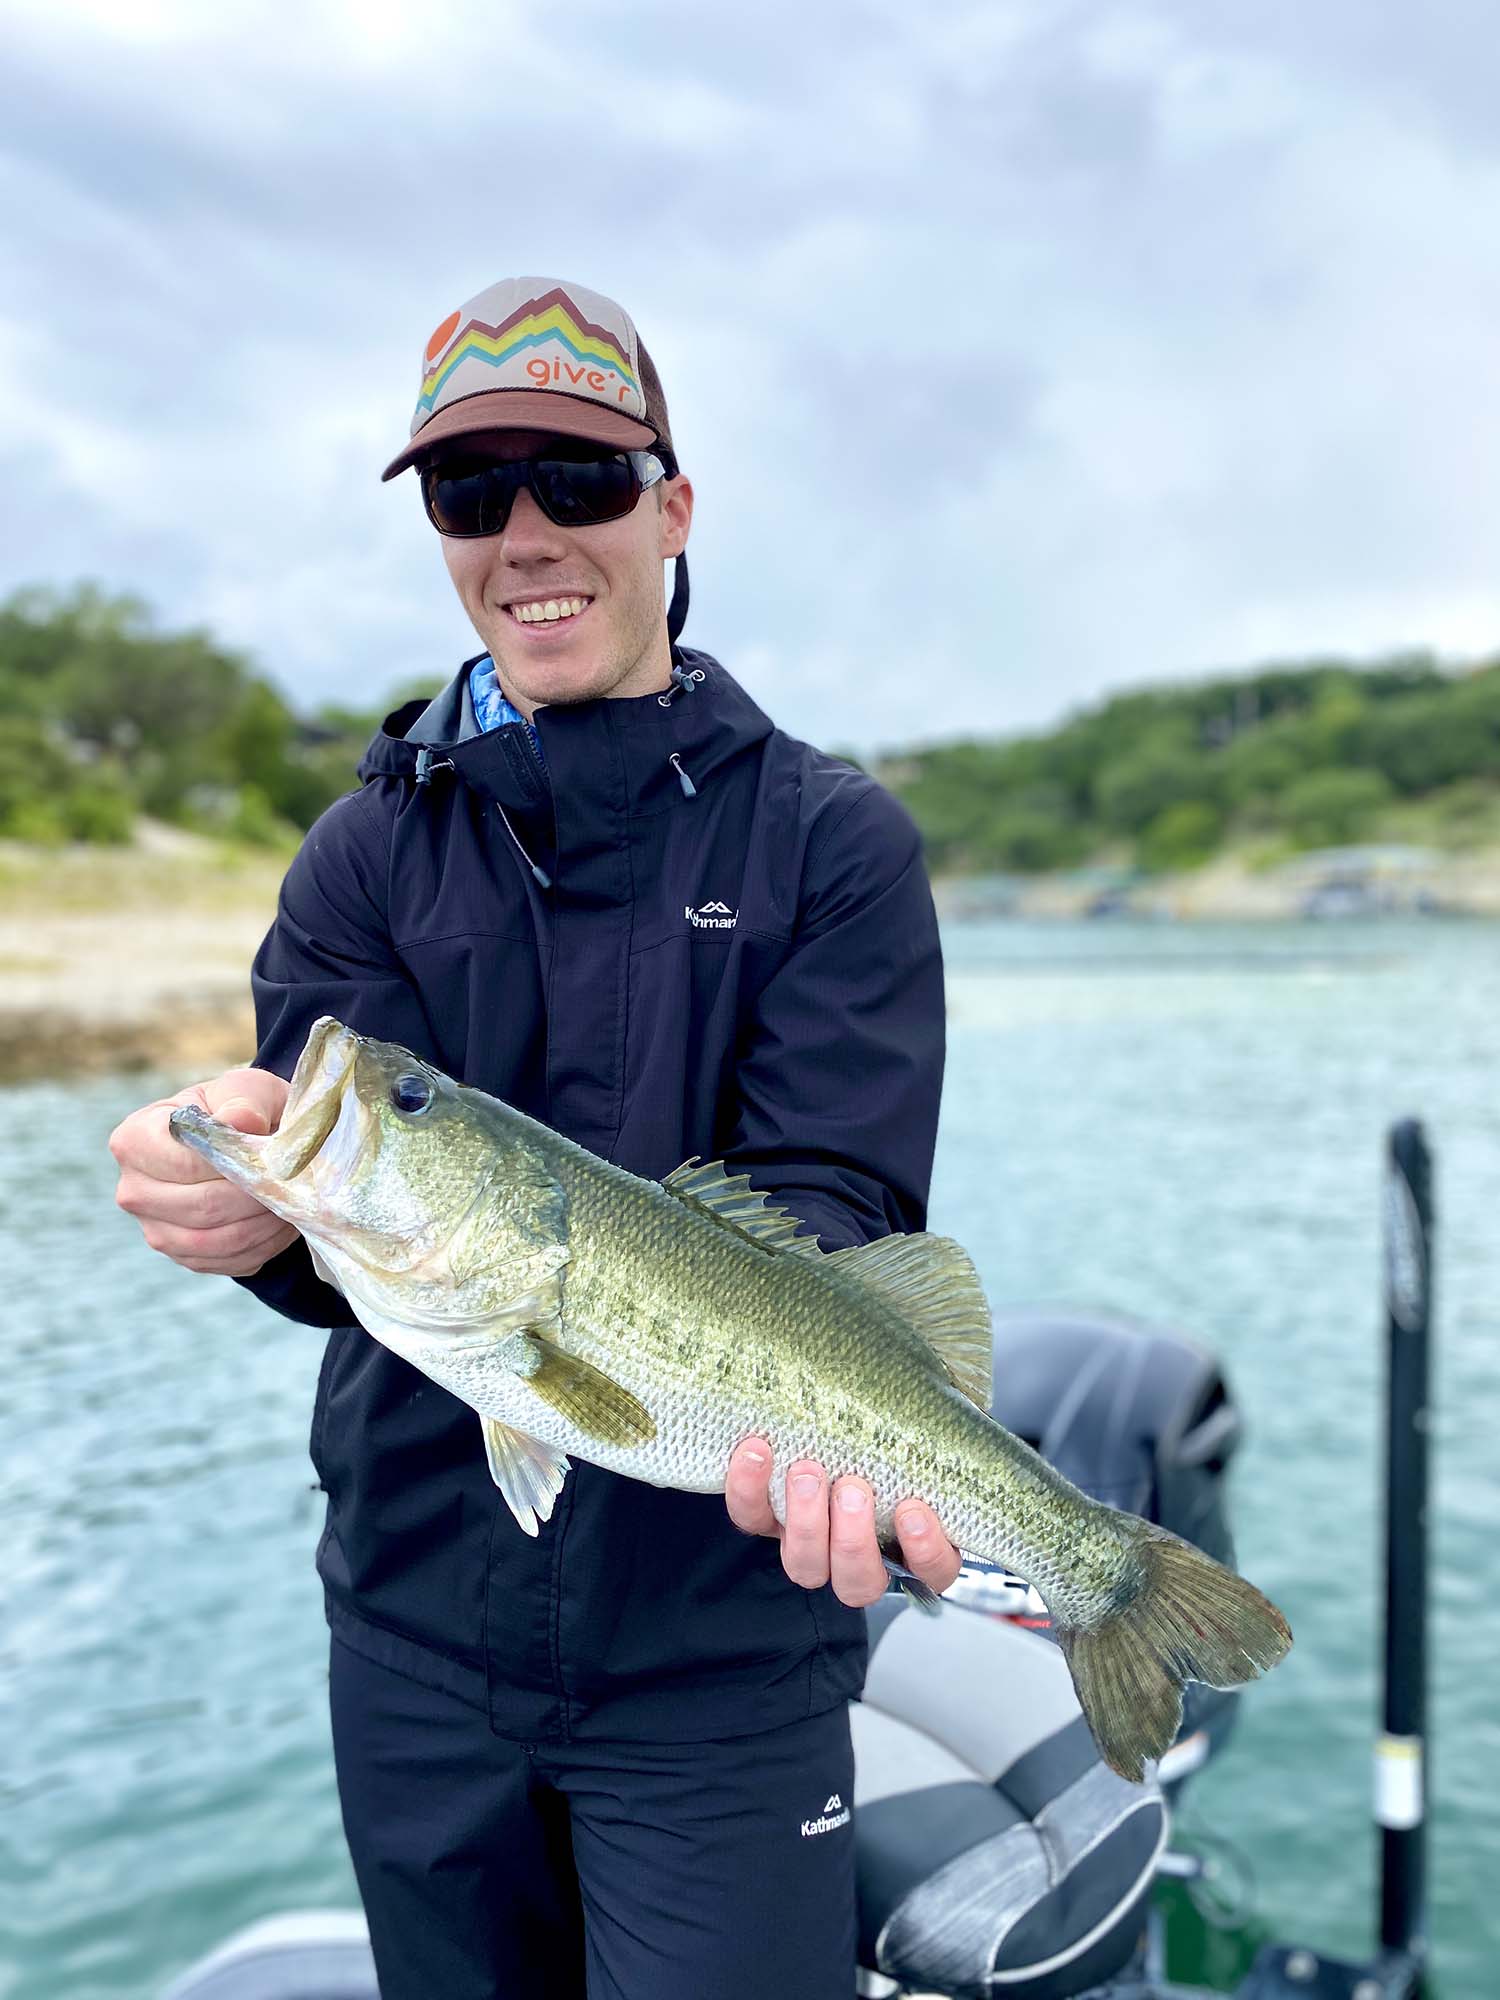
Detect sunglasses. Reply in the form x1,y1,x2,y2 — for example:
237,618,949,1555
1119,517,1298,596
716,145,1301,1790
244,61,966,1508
418,442,669,539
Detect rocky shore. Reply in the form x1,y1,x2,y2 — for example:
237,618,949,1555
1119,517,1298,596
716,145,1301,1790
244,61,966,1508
0,833,283,1085
4,830,1497,1086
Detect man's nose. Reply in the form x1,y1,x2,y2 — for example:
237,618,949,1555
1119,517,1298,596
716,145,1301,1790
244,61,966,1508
498,482,569,560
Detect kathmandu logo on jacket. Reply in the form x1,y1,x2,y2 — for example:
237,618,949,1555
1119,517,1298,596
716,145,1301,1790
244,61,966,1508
801,1792,851,1838
685,899,737,930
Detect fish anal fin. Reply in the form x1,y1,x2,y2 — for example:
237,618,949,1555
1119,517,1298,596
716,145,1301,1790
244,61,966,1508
481,1416,570,1536
827,1233,993,1409
514,1333,657,1448
660,1157,822,1258
880,1546,944,1616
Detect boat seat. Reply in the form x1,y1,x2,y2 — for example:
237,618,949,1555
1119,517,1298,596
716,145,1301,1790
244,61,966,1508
160,1606,1167,2000
852,1598,1167,1998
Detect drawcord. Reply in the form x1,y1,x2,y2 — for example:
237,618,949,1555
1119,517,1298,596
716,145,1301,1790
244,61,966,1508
660,665,704,796
413,748,454,786
414,746,552,888
496,802,553,889
657,662,705,707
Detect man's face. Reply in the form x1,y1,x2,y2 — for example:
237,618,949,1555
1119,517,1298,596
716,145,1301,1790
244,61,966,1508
431,428,693,714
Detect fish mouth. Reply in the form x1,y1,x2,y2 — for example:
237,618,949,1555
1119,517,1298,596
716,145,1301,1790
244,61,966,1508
272,1018,362,1180
169,1016,362,1197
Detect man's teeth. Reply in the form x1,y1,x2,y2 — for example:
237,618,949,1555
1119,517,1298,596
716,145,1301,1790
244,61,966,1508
509,596,591,624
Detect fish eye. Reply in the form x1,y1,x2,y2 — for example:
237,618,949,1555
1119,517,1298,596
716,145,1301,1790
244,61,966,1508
390,1073,434,1116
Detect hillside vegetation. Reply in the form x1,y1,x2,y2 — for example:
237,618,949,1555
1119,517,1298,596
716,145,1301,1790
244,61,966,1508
4,584,1500,874
0,584,430,847
879,653,1500,873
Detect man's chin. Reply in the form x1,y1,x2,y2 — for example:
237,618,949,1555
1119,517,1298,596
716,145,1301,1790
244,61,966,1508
488,650,613,711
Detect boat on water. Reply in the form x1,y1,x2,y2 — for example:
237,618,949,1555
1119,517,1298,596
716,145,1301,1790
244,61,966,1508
162,1127,1433,2000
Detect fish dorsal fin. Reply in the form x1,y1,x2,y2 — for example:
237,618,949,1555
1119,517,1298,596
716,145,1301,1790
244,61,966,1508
827,1233,993,1409
660,1158,822,1258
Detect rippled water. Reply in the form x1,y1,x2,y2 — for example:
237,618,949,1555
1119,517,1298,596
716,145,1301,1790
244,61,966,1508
3,920,1497,1998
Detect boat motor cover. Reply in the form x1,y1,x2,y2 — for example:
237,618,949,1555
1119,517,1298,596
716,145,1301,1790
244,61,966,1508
987,1308,1242,1568
158,1912,377,2000
853,1600,1166,2000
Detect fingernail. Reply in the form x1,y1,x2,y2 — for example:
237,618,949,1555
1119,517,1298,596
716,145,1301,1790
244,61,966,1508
791,1472,821,1500
896,1508,930,1540
218,1098,268,1133
740,1444,767,1468
835,1485,868,1514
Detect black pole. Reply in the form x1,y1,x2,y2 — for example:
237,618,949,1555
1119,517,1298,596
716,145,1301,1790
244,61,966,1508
1377,1118,1432,1972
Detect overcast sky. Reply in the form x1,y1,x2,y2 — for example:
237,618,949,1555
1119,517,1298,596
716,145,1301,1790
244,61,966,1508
5,0,1499,751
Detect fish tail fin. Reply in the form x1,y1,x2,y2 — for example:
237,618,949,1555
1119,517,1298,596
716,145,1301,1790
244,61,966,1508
1056,1527,1292,1783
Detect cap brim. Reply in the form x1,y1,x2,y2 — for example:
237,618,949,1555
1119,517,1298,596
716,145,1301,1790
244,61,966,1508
381,389,657,481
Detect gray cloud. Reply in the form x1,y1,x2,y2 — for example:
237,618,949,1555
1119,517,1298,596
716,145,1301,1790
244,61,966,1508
3,0,1498,753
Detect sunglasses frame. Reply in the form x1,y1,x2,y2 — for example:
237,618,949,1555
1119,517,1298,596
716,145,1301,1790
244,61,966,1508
418,443,670,540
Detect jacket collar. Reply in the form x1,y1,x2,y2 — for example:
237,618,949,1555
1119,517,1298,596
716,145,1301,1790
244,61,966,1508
357,646,775,817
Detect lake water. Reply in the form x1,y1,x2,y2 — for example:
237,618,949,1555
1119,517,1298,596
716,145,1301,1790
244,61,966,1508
3,919,1497,1998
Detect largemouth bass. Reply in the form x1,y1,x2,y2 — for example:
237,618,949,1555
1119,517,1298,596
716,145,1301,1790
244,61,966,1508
172,1015,1291,1780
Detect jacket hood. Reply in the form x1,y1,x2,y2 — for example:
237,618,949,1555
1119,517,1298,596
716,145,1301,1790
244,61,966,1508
356,645,775,817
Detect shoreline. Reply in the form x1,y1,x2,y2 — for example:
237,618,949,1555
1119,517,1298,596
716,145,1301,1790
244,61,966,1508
0,836,282,1086
4,834,1497,1086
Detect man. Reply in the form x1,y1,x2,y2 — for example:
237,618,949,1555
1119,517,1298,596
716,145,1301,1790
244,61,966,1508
110,275,957,1999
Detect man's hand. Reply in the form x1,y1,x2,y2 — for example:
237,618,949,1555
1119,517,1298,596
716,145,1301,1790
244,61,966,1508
110,1067,296,1277
725,1437,962,1609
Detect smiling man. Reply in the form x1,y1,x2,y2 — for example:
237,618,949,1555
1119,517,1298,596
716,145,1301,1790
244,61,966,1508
109,275,954,2000
431,429,681,710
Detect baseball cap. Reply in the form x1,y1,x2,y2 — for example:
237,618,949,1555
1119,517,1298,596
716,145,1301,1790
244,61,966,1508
381,275,675,482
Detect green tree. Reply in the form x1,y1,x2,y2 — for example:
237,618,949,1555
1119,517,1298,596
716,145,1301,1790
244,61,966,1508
1094,729,1217,835
1138,801,1224,872
1277,769,1394,849
0,718,76,835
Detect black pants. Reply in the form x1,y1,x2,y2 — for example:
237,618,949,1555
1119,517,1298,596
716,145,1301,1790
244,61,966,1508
328,1639,858,2000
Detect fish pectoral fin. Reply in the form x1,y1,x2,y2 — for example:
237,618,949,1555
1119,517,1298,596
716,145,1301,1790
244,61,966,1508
512,1332,657,1448
826,1234,993,1409
660,1158,822,1257
480,1417,570,1536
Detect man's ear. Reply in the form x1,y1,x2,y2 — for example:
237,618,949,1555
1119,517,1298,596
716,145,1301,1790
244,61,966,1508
658,474,693,559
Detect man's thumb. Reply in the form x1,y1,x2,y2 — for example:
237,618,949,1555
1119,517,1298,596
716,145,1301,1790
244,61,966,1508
215,1096,271,1137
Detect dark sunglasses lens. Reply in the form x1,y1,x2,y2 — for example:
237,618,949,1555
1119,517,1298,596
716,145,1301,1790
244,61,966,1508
532,454,639,526
421,461,519,537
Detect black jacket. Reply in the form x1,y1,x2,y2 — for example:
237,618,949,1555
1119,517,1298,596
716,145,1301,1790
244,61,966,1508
238,647,946,1742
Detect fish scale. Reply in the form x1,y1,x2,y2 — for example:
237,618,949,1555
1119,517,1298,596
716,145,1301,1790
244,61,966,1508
171,1014,1293,1782
560,1162,1131,1617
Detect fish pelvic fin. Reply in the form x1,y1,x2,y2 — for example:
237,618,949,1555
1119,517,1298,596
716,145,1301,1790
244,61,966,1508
826,1233,993,1409
1056,1526,1293,1783
481,1417,570,1536
660,1158,822,1257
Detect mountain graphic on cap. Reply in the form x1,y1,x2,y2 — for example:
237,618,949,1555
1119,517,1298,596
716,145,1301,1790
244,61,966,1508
381,275,674,482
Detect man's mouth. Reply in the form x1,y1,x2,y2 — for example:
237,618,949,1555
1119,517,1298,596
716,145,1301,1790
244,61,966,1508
506,595,593,627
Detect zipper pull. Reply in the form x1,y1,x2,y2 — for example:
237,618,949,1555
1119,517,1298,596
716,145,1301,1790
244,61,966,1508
669,753,699,799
